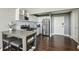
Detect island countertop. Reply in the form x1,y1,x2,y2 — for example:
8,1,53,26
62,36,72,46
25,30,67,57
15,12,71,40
2,30,37,39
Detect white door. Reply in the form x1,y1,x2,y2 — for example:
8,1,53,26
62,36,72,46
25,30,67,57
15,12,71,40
54,16,64,35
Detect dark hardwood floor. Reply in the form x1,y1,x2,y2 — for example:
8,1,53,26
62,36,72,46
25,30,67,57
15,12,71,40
3,35,79,51
36,35,79,51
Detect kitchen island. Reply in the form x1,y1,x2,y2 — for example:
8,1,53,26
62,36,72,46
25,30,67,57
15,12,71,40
2,30,37,51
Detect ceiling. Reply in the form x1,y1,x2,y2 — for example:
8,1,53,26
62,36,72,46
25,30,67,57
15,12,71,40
21,8,77,16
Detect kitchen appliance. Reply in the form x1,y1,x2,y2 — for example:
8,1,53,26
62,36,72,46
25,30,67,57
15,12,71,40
21,25,36,31
42,18,50,36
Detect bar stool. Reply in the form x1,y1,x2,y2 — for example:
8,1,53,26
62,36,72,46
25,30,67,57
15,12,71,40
10,38,22,51
27,33,36,51
10,33,36,51
3,37,18,50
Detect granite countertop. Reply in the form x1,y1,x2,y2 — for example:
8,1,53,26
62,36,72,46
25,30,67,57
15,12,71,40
2,30,37,39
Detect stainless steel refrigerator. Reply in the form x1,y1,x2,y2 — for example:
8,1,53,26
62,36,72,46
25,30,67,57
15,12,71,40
42,18,50,36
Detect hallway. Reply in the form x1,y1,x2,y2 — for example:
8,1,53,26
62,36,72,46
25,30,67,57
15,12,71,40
37,35,79,51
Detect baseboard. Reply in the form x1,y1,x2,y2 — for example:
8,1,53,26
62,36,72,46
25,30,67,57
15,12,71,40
52,33,65,36
52,33,72,38
69,36,78,43
64,34,71,37
52,33,70,36
69,36,73,39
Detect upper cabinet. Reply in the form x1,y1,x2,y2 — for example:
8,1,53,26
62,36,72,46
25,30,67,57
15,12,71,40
15,8,29,20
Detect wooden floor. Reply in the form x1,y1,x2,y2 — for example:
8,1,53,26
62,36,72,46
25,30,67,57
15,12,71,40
36,35,79,51
3,35,79,51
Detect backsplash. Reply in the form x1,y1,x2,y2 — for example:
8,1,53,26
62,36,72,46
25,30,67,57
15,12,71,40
15,20,39,30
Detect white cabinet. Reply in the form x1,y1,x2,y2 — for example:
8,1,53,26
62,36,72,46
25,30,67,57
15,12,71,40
15,8,26,20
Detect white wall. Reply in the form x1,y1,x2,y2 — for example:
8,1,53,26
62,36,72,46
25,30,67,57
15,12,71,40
71,9,79,43
0,8,16,48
